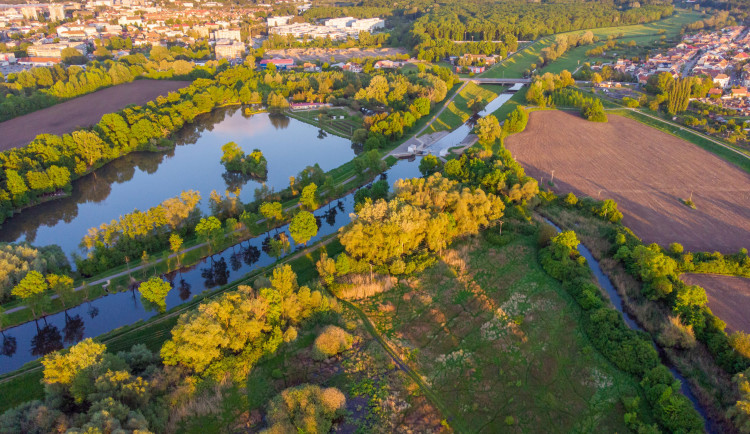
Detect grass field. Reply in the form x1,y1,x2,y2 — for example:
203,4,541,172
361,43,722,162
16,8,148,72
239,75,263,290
481,10,704,79
506,110,750,253
355,232,648,431
287,107,363,139
421,83,505,135
490,90,528,122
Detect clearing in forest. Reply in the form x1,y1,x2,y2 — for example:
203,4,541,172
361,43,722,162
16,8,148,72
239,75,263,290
506,110,750,253
0,80,191,151
356,233,645,431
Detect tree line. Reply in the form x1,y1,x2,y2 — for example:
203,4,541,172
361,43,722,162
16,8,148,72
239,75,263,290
0,47,222,123
2,63,436,226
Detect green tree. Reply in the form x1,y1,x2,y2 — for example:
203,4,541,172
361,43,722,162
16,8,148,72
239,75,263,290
169,233,183,268
61,47,86,65
139,277,171,312
47,274,74,309
195,216,223,251
476,115,503,147
41,338,106,386
290,211,318,246
12,270,48,318
260,202,283,229
300,183,318,210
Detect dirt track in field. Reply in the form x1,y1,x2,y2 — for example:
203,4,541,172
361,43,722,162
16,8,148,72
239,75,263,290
681,273,750,333
0,80,190,151
506,110,750,253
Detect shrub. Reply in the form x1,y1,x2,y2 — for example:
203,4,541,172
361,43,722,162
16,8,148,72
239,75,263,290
264,384,345,433
312,325,353,360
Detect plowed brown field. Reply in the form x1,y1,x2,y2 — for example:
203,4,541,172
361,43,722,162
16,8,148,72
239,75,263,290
506,110,750,253
0,80,190,151
681,273,750,333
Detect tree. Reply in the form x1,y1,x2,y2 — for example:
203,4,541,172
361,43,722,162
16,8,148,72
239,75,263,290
260,202,283,229
265,385,346,433
139,277,171,312
41,338,106,386
419,154,442,176
61,47,86,65
300,183,318,210
169,233,183,268
475,115,503,147
195,216,223,251
289,211,318,246
47,274,74,309
591,72,603,84
12,271,48,318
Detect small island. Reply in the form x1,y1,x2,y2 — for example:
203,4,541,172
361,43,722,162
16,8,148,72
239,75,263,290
220,141,268,179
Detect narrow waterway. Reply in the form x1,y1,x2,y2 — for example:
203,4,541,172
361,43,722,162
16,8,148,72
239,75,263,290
543,218,715,433
0,108,360,259
0,158,421,374
427,83,522,155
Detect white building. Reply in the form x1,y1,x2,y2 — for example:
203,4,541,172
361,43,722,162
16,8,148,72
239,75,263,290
324,17,355,28
48,4,65,22
267,15,293,27
215,41,245,59
349,18,385,32
213,28,241,41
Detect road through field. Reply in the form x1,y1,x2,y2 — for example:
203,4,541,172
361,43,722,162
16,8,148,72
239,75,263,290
0,80,190,151
506,110,750,253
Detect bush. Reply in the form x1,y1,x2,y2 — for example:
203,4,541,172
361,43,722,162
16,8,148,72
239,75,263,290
264,384,346,433
312,325,353,360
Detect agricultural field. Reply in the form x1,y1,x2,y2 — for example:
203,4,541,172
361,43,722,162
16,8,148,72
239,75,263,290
421,82,504,135
0,80,190,151
505,110,750,253
482,10,704,79
354,233,646,432
681,274,750,334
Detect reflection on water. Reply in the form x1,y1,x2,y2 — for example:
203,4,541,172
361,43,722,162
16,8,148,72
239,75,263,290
0,108,359,259
0,158,421,374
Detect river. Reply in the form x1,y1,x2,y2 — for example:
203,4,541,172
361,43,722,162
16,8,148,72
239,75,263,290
0,156,422,374
544,218,716,433
426,83,523,155
0,108,361,259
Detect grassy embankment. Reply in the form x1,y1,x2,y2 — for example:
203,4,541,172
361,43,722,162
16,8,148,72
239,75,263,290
0,234,345,413
354,230,653,431
420,82,505,135
481,10,704,79
286,107,363,139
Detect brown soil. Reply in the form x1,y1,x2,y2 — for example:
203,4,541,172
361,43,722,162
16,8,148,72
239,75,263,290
265,47,408,62
681,273,750,333
506,110,750,253
0,80,191,151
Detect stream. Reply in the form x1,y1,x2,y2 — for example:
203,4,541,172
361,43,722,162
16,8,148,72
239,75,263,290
544,218,715,433
0,159,422,375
